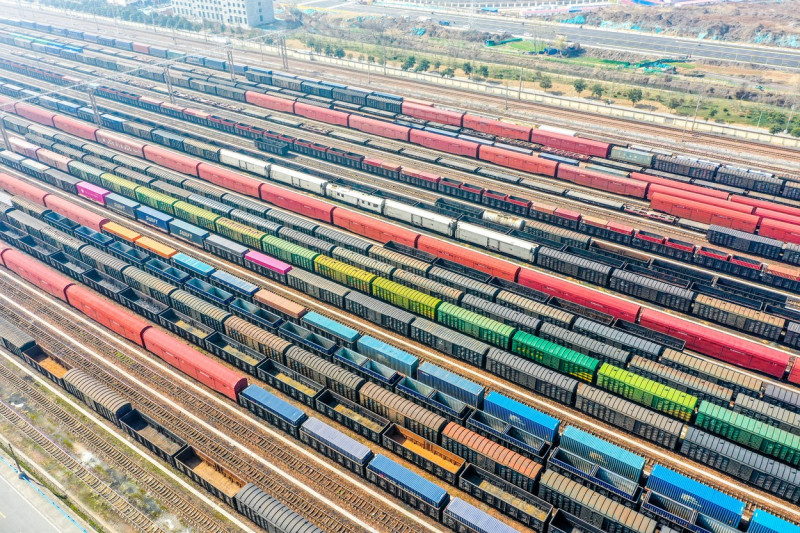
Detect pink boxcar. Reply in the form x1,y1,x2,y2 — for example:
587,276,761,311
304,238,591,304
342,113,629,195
244,250,292,280
76,182,110,205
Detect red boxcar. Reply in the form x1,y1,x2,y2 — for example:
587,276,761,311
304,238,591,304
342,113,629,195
556,166,647,198
14,102,55,127
517,267,641,322
754,207,800,226
259,183,335,224
8,137,40,159
416,235,520,280
141,327,247,401
65,285,149,346
35,149,72,173
409,129,479,158
44,195,109,230
789,360,800,386
650,193,759,233
401,102,464,127
142,145,200,177
478,146,558,177
529,130,610,158
0,172,49,204
638,308,790,378
646,186,754,214
244,91,296,113
198,163,261,198
348,115,410,141
96,131,146,158
1,250,72,301
132,42,150,54
731,195,800,219
629,172,730,200
332,208,419,247
758,218,800,245
294,102,350,127
52,115,98,141
462,115,532,141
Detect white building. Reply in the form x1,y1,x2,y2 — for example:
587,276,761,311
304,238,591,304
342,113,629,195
172,0,274,27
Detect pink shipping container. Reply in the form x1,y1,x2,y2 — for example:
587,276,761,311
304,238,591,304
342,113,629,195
76,181,110,205
244,250,292,277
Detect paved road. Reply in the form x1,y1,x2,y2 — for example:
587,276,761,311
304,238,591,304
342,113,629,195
0,450,91,533
306,2,800,69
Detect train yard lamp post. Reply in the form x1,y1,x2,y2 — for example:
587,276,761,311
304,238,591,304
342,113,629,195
87,85,102,126
784,104,796,134
0,113,9,150
226,40,236,82
164,65,176,105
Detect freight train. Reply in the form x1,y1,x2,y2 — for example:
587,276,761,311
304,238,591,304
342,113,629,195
1,21,799,208
3,174,800,533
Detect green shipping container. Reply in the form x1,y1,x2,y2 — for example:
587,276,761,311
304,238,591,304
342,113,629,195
215,218,267,250
261,235,318,271
511,331,598,382
173,201,221,231
135,187,180,215
100,172,140,198
314,256,376,293
67,161,104,185
436,302,516,349
696,402,800,467
372,277,441,320
609,146,654,167
597,364,697,422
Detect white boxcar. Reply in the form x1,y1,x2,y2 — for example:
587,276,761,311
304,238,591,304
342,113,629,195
482,211,526,230
324,183,385,213
456,223,537,262
270,165,327,195
219,149,270,177
384,200,456,236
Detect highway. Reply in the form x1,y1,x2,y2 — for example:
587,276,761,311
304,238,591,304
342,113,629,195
303,1,800,69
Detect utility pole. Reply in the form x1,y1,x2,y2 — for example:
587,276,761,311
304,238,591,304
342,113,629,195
226,43,236,82
0,113,9,149
518,66,524,100
784,104,796,134
164,65,176,105
279,36,289,70
681,93,702,141
87,86,101,126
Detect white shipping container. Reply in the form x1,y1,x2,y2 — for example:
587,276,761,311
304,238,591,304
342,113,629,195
384,200,456,235
456,223,537,262
324,183,385,213
269,165,327,195
219,149,270,177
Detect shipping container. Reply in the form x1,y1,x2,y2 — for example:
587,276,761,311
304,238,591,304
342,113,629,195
366,455,448,519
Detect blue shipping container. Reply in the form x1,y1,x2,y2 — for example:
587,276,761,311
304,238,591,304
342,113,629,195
301,417,373,464
560,426,645,482
367,455,448,507
75,226,114,248
484,391,559,443
210,270,259,297
302,312,360,344
646,465,745,526
357,336,418,376
417,362,485,407
173,253,215,278
241,385,306,426
169,219,209,245
105,193,139,218
748,509,800,533
444,498,520,533
135,205,172,232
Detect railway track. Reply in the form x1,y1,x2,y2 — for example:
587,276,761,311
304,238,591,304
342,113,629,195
0,272,412,533
0,369,164,533
17,174,800,523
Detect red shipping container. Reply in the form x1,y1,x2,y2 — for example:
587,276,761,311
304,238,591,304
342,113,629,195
409,129,479,158
0,172,49,204
1,250,72,301
198,163,261,198
8,137,40,159
556,166,647,198
244,91,296,113
629,172,730,200
754,207,800,226
606,221,635,236
142,145,199,176
731,195,800,219
348,115,410,141
517,267,641,322
44,195,109,230
478,146,558,177
650,193,759,233
416,235,520,280
758,218,800,245
36,148,72,173
142,327,247,401
462,115,532,141
96,130,146,157
14,102,55,127
259,183,335,223
132,42,150,54
332,208,420,247
401,102,464,126
53,115,98,141
65,285,149,346
294,102,350,127
639,308,790,378
646,185,752,213
789,360,800,386
529,130,610,158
